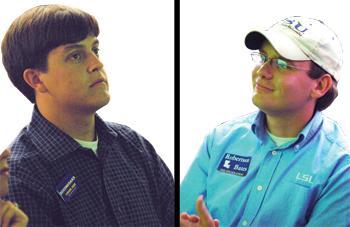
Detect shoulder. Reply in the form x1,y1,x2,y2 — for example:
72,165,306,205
104,121,136,134
314,114,350,175
7,127,56,199
103,121,172,178
105,121,148,143
208,111,258,141
10,125,40,161
104,121,156,155
320,114,350,152
9,125,56,183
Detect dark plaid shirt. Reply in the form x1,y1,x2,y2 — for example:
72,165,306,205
4,107,174,226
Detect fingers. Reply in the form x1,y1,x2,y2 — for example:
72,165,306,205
196,195,213,223
2,205,15,227
11,208,29,227
0,201,13,227
180,216,193,227
180,212,200,223
0,200,10,222
196,195,220,227
0,149,10,160
180,213,197,227
188,215,200,223
180,212,190,219
181,195,220,227
214,219,220,227
0,201,28,227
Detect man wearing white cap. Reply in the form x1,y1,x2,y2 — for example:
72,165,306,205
180,16,350,226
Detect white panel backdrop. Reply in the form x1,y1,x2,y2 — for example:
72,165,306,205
0,0,174,175
181,0,350,181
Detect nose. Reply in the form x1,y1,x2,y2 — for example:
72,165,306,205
255,61,273,80
87,52,104,73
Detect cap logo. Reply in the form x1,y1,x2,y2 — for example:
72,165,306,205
282,19,308,36
246,16,342,81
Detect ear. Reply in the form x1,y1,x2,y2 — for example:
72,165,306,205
23,69,48,93
310,74,333,99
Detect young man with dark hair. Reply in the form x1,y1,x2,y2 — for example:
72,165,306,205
1,4,174,226
180,16,350,226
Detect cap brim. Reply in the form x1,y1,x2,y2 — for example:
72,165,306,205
245,30,310,61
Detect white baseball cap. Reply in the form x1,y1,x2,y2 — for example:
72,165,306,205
245,16,343,81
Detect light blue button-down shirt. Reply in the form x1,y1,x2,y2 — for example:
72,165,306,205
180,111,350,227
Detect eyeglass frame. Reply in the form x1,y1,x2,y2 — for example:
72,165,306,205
250,52,311,72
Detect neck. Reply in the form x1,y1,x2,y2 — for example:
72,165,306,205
265,107,315,138
36,102,96,141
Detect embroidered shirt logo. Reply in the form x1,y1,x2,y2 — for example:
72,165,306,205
296,172,313,184
217,153,252,176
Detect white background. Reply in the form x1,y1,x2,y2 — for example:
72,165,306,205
181,0,350,181
0,1,174,175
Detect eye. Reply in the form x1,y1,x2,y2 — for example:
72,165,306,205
260,54,268,63
276,59,288,70
68,52,82,62
92,47,100,57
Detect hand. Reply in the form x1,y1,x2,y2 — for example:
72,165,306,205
180,195,220,227
0,149,11,197
0,200,28,227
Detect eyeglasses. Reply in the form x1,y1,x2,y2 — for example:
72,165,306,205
250,52,310,72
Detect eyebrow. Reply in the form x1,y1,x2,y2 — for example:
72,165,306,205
63,39,99,52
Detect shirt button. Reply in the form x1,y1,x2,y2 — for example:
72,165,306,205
257,185,263,191
242,220,248,226
272,150,277,156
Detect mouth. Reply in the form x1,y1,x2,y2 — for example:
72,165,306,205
255,83,274,93
90,79,107,88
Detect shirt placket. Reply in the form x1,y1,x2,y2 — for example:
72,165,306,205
238,145,283,226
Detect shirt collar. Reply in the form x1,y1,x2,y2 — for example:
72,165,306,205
251,110,323,150
251,111,268,142
296,110,323,149
27,106,118,162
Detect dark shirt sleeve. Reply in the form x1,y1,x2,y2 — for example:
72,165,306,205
153,148,174,226
6,161,62,226
117,124,175,226
136,134,174,226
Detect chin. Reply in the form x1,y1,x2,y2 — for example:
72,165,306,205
101,93,111,106
252,96,274,113
91,95,111,112
252,95,263,108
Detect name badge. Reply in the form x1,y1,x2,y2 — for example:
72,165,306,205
217,153,252,176
56,174,79,202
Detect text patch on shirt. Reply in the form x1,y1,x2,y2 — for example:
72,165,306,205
217,153,252,176
56,174,79,202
